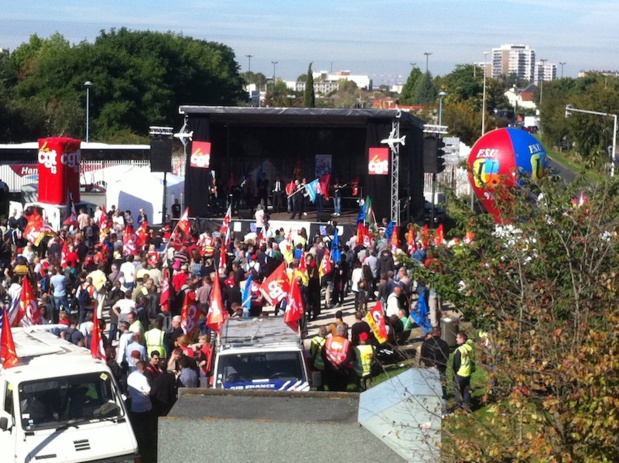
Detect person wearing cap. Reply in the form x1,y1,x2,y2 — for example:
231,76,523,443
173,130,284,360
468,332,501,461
354,332,377,391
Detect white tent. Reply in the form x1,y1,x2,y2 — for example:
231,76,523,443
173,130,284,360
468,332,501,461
105,166,184,225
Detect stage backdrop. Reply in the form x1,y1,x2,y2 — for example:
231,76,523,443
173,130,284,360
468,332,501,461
180,107,425,223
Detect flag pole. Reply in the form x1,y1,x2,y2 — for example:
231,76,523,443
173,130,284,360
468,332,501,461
161,206,189,259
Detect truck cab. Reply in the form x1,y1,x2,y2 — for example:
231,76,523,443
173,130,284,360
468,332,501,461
212,317,310,391
0,327,139,463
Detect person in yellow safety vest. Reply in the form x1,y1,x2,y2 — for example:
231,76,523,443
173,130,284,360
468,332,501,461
322,324,354,392
144,320,166,358
453,332,475,412
310,326,327,391
354,332,376,391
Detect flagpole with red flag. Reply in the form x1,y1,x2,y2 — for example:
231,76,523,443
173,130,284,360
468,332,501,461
91,309,107,361
207,272,228,335
0,307,19,368
284,277,304,332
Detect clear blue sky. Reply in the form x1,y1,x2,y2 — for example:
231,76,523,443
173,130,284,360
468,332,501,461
1,0,617,85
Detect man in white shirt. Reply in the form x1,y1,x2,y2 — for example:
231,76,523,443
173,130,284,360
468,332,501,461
120,256,136,290
127,360,154,460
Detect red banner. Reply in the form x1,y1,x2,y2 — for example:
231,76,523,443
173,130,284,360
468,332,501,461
368,147,389,175
38,137,81,204
181,291,200,339
260,262,290,305
365,301,388,344
190,141,211,168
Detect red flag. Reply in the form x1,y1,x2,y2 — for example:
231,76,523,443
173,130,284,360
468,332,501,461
63,191,78,229
349,177,359,196
60,239,69,268
390,225,400,254
284,277,304,332
0,308,18,368
19,277,41,326
364,301,388,344
160,268,171,312
24,209,56,246
422,224,429,249
319,248,332,279
406,225,416,255
181,291,200,338
207,275,228,335
260,262,291,305
357,222,372,248
319,174,331,201
298,251,308,276
90,308,107,361
177,208,191,236
123,224,137,255
434,224,445,247
136,221,149,249
99,205,112,239
218,248,227,277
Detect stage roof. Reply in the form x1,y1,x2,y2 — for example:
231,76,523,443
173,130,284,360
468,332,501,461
178,106,425,129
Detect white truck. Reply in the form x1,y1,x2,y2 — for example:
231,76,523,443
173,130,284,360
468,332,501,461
212,317,310,391
0,327,140,463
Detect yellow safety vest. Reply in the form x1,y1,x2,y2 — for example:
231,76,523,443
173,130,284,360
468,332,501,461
145,328,165,357
456,341,474,377
354,344,375,377
310,335,326,371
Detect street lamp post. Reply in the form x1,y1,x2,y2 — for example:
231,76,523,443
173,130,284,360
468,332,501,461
482,52,489,136
271,61,278,82
84,81,93,143
245,54,253,72
559,61,566,79
565,104,617,176
424,52,432,73
539,59,547,108
438,91,446,126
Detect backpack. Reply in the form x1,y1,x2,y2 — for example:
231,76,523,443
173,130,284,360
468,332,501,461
78,285,93,307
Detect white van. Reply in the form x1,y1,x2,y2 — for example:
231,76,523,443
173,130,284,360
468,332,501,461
212,317,310,391
0,327,139,463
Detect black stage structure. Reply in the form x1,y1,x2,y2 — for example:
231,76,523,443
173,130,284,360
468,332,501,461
178,107,426,238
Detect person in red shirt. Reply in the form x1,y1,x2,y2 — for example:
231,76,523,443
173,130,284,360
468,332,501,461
172,265,190,292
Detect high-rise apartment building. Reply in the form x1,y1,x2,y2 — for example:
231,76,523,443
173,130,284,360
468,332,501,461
491,44,536,81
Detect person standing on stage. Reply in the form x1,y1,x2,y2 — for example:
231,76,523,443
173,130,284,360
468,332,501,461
272,176,284,213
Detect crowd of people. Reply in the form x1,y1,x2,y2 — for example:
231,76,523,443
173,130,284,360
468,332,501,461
0,200,475,458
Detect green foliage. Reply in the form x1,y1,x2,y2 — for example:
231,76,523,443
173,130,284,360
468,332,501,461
413,71,438,105
435,175,619,461
303,62,315,108
0,29,246,142
400,66,423,105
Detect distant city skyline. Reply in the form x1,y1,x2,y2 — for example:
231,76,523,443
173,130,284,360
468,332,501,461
1,0,618,85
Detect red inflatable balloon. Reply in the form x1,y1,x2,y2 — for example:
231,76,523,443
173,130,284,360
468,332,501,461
468,128,547,222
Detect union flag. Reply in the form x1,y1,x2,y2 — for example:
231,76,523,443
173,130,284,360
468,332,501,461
136,221,149,249
90,308,107,361
284,277,304,332
207,274,228,335
123,224,137,255
17,277,41,326
24,209,55,246
181,291,200,338
318,248,332,279
160,268,171,312
259,262,290,305
0,308,18,368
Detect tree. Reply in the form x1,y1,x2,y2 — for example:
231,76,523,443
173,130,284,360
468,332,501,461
431,176,619,462
413,71,437,105
1,29,247,141
303,62,315,108
400,66,423,105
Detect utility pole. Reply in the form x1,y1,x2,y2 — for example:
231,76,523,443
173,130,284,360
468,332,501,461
271,61,278,82
245,54,253,73
424,52,432,73
559,62,566,78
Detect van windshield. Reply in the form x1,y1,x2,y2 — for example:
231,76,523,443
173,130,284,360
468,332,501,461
217,351,305,389
18,371,124,431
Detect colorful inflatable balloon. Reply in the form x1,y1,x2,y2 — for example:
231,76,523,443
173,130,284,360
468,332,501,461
468,128,547,222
